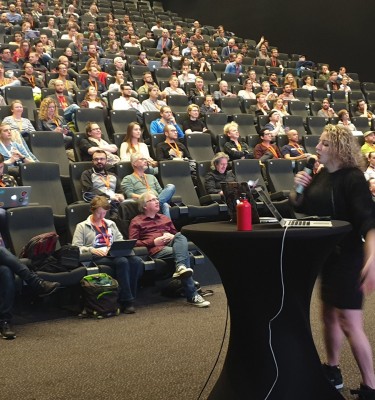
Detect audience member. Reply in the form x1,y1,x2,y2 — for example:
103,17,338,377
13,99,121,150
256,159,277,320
137,71,159,95
79,122,119,164
224,53,244,76
2,100,35,138
177,64,196,86
150,106,184,138
37,97,72,149
283,73,298,90
119,122,158,174
48,63,79,96
324,71,340,91
260,80,278,101
162,76,186,97
354,99,375,125
141,86,167,112
81,66,106,94
265,48,284,73
223,121,252,161
254,129,282,161
317,98,338,118
182,104,209,134
278,83,297,101
301,75,317,91
121,152,175,218
204,152,236,196
248,93,270,116
80,86,107,109
213,80,236,101
361,131,375,157
156,124,191,161
0,47,19,70
129,192,210,308
0,247,60,339
271,98,289,117
263,110,286,138
221,38,237,59
318,64,330,80
112,84,145,120
199,94,222,116
365,152,375,181
81,149,123,216
281,129,309,161
337,109,357,132
156,29,173,52
72,195,143,314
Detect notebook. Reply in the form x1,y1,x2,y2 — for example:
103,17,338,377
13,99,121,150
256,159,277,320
109,239,137,257
0,186,31,208
254,186,332,228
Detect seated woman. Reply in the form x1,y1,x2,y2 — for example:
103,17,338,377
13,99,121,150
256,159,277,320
223,121,253,161
79,121,120,165
80,87,107,109
120,122,158,174
260,81,278,101
238,78,256,100
37,98,73,149
80,59,109,87
283,73,298,90
271,98,290,117
337,109,357,132
182,104,209,134
204,152,236,196
72,195,144,314
301,75,317,91
2,100,35,140
0,122,38,167
105,40,124,57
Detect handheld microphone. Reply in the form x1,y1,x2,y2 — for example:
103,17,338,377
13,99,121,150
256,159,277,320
295,156,316,195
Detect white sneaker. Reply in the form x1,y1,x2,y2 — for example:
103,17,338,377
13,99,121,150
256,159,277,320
187,294,210,308
173,265,193,279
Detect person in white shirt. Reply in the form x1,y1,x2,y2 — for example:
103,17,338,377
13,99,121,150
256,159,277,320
161,76,186,98
112,84,145,114
177,65,196,86
142,86,167,112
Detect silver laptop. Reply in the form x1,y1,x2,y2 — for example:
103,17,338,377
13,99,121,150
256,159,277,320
254,186,332,228
109,240,137,257
148,60,161,70
0,186,31,208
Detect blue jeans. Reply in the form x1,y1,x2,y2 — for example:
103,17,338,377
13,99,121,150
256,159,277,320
153,233,197,300
63,104,80,123
93,255,143,304
158,184,175,219
0,248,43,322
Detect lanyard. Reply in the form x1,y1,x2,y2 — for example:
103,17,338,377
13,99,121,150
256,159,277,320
99,174,110,189
133,171,150,189
290,143,304,156
262,143,279,158
91,218,110,247
166,139,182,158
89,79,98,91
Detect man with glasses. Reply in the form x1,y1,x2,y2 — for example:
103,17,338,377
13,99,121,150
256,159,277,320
121,152,175,218
129,191,210,308
81,148,124,217
254,128,282,162
0,47,19,70
112,83,144,113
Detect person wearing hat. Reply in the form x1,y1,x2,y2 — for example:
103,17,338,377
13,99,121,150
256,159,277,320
262,110,286,139
361,131,375,157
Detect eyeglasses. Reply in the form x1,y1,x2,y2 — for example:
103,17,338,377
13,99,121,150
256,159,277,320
146,198,159,203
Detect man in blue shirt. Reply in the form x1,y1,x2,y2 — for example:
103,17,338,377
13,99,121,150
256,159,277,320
224,54,244,77
149,106,184,138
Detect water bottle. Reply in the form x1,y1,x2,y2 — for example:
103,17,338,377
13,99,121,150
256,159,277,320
236,193,252,231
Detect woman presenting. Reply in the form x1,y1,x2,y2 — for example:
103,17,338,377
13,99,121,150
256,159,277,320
290,124,375,399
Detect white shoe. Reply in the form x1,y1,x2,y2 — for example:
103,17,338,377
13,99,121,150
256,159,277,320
173,265,193,279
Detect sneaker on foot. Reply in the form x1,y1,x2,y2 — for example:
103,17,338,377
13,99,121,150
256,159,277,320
36,281,61,297
351,384,375,400
0,321,16,340
322,363,343,389
187,294,210,308
173,265,193,279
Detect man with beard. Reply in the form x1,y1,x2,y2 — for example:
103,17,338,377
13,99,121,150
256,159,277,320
317,98,338,118
48,79,79,123
81,149,124,217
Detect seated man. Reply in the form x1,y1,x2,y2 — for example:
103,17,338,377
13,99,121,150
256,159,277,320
263,110,286,139
141,86,167,112
277,83,297,101
48,79,79,123
223,121,253,161
199,94,221,116
254,129,282,162
129,192,210,308
121,152,175,218
72,195,143,314
213,80,237,101
161,76,186,98
48,63,79,97
361,131,375,157
137,71,159,96
224,53,244,77
80,66,106,95
317,98,338,118
156,124,191,161
281,129,309,161
150,106,184,139
18,62,45,105
0,247,60,339
248,93,270,116
81,149,124,217
112,84,145,118
354,99,375,125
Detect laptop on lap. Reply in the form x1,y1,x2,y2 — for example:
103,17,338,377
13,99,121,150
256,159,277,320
0,186,31,208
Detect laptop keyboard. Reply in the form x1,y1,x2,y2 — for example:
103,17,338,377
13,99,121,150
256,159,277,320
287,220,311,226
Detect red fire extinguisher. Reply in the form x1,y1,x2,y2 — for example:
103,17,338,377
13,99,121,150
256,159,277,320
237,193,252,231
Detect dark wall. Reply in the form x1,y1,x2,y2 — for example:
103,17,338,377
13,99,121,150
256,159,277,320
162,0,374,82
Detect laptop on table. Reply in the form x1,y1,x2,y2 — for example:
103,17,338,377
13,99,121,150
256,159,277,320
254,186,332,228
0,186,31,208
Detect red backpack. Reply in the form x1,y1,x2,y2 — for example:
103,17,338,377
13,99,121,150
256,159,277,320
19,232,59,260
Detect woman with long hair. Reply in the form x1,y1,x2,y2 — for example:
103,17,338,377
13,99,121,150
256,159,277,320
12,40,30,63
37,97,72,149
291,124,375,398
80,86,107,109
120,122,158,174
238,78,256,100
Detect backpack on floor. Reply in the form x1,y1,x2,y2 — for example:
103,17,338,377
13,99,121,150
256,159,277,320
80,273,120,318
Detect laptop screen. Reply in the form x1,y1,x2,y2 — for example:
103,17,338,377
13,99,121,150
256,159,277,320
254,186,284,223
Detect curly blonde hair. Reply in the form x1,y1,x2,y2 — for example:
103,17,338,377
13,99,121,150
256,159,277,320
323,124,365,169
38,97,62,122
